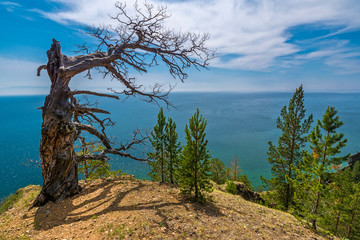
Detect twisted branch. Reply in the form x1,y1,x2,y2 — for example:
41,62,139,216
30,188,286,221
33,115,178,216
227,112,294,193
73,122,112,149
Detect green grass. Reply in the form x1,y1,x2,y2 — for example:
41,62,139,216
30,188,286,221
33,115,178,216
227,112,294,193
100,223,128,239
0,190,24,215
111,224,126,239
0,185,41,216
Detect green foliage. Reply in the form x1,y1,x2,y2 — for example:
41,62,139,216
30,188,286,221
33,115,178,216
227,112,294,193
352,160,360,183
320,168,360,239
164,117,182,184
177,109,213,202
148,109,182,184
78,142,122,180
225,181,237,195
209,158,230,184
294,106,349,230
148,108,167,182
262,85,313,210
346,183,360,239
80,160,121,180
238,174,254,191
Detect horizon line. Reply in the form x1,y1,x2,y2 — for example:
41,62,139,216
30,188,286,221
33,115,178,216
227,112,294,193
0,90,360,97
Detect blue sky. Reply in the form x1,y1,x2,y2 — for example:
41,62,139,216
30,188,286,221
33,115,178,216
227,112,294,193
0,0,360,95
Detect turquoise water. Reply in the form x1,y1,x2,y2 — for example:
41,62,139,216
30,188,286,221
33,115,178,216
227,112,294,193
0,92,359,200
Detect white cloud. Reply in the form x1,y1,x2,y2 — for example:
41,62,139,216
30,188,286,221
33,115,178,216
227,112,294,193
0,1,20,7
294,39,360,74
0,1,21,12
34,0,360,72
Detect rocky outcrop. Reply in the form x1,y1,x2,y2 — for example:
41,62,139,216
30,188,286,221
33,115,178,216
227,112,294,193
348,152,360,167
233,182,265,203
218,181,265,203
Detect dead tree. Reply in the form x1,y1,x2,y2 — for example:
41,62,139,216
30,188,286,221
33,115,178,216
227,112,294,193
32,2,213,207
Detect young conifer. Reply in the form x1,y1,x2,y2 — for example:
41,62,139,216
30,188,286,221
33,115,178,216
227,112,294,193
165,117,182,184
148,108,167,182
209,158,230,184
295,106,349,230
262,85,313,210
178,109,213,202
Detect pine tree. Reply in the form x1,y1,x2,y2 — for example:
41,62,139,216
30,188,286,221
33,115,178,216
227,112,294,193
209,158,230,184
314,168,360,238
165,117,182,184
295,106,349,230
178,109,213,202
321,168,354,236
148,108,167,182
263,85,313,210
346,182,360,239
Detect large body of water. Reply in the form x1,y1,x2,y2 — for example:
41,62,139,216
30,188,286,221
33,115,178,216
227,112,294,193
0,92,359,200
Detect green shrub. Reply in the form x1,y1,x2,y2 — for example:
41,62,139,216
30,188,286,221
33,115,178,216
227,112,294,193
226,181,237,195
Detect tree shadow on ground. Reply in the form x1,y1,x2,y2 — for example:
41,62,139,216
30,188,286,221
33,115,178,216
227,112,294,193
33,179,145,230
32,179,225,231
176,195,225,218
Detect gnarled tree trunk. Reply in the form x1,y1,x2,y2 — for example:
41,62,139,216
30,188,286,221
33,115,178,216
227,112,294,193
32,40,80,207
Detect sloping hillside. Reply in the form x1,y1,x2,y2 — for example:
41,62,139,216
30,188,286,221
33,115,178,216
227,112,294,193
0,176,334,239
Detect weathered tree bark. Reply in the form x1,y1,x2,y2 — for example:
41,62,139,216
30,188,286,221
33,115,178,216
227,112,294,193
31,2,213,207
32,40,80,207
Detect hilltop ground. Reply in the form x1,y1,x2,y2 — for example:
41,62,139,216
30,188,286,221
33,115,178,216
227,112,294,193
0,176,335,240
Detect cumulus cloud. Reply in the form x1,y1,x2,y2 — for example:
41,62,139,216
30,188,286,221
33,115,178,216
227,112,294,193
34,0,360,72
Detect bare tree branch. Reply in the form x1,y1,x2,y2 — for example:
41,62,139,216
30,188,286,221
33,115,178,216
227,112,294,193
75,129,150,163
60,1,214,105
104,149,149,162
73,122,112,149
37,65,47,76
70,90,119,99
73,106,111,114
67,1,213,164
76,153,109,163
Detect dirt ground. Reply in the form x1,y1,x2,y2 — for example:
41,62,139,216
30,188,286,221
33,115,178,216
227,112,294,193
0,176,335,239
